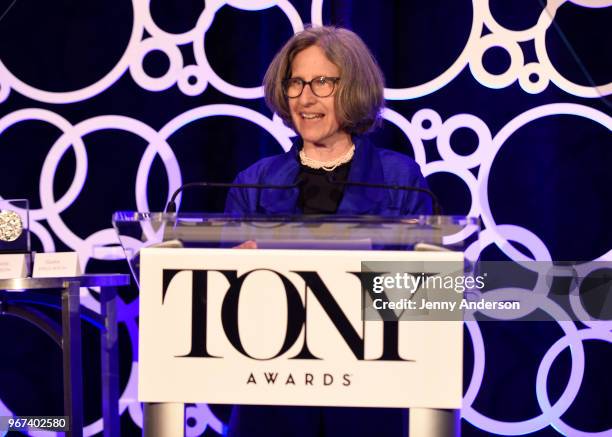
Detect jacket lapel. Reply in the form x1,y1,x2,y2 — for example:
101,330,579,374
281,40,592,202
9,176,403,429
259,141,301,214
337,136,390,214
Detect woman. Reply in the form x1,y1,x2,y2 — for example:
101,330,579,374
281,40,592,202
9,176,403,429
225,26,431,437
226,25,431,217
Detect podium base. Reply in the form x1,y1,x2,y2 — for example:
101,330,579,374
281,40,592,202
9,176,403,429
409,408,460,437
143,402,184,437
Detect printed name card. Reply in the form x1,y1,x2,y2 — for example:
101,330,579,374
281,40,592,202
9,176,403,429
0,254,28,279
33,252,81,278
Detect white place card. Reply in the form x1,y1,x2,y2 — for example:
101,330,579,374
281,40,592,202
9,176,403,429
33,252,81,278
0,254,28,279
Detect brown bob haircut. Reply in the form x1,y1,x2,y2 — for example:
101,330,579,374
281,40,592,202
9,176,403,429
263,25,385,135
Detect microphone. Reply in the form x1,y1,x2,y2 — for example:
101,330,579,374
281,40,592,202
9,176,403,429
325,174,442,215
164,177,305,213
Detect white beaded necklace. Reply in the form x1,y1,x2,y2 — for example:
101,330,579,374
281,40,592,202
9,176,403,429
299,144,355,171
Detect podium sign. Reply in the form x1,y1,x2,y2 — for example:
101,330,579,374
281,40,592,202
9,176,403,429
139,247,464,409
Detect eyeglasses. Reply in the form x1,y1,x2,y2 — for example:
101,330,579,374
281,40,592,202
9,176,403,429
282,76,340,98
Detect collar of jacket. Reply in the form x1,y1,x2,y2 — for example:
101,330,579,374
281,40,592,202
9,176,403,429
259,136,390,214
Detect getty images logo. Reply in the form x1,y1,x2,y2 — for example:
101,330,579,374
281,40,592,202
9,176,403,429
161,268,414,362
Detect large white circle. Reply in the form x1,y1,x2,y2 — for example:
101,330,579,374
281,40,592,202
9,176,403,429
0,109,86,221
41,116,180,251
0,1,144,104
533,1,612,98
478,104,612,262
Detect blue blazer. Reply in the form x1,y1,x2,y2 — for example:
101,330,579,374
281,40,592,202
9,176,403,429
225,136,432,216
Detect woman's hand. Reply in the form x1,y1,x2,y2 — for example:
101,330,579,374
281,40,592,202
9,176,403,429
233,240,257,249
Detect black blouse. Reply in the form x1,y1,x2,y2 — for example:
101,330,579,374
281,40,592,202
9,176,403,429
297,161,351,214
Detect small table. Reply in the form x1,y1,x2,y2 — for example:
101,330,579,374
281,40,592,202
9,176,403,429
0,274,131,437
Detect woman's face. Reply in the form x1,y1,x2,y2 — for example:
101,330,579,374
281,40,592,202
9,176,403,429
288,45,349,149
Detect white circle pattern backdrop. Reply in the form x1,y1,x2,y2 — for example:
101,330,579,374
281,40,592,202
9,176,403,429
0,1,610,436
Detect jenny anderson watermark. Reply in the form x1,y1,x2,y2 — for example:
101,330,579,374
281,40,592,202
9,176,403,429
371,297,520,312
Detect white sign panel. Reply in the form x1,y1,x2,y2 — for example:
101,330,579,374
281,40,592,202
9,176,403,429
139,248,463,409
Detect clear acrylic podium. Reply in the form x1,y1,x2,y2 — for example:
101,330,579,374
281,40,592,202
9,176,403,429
113,212,479,437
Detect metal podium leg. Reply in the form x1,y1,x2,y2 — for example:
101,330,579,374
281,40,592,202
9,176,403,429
100,286,120,437
62,281,83,437
143,403,185,437
409,408,460,437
